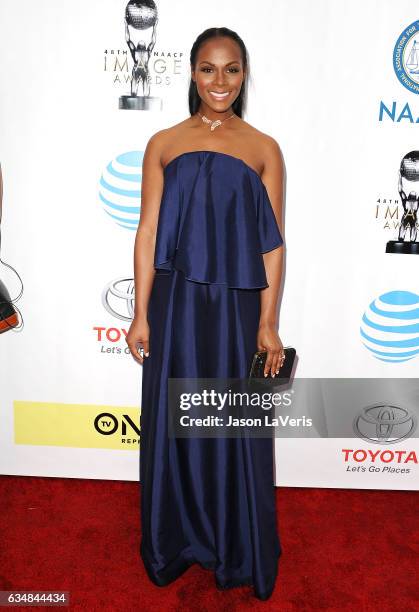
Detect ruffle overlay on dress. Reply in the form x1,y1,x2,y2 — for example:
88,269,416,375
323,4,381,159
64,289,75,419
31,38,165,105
153,151,283,289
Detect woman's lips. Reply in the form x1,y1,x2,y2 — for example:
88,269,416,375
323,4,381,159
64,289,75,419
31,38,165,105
209,91,231,101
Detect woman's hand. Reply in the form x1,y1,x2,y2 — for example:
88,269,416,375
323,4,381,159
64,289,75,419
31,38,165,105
125,316,150,365
257,322,285,377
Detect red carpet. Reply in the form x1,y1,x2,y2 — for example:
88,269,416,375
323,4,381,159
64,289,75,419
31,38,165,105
1,476,417,611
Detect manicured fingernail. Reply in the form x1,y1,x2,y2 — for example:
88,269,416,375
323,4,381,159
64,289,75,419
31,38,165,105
145,352,149,357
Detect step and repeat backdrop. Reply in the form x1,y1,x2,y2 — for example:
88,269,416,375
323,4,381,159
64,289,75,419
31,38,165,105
0,0,418,490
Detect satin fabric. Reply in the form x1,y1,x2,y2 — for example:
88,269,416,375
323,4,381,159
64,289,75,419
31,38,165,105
140,151,282,600
154,150,283,289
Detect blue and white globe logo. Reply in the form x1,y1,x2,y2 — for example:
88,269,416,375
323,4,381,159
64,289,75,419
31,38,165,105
393,20,419,95
360,291,419,363
99,151,144,231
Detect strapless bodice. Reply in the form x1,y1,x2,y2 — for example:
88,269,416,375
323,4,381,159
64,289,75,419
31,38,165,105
153,150,283,289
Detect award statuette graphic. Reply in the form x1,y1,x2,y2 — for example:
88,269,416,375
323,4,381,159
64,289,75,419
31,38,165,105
386,151,419,255
119,0,162,111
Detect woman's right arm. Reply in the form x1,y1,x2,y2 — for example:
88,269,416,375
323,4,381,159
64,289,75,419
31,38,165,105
125,133,165,364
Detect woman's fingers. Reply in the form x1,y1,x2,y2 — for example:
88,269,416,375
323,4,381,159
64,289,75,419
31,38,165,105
125,318,150,365
275,349,286,375
142,339,150,357
264,348,285,377
264,349,275,377
126,336,150,365
128,340,144,364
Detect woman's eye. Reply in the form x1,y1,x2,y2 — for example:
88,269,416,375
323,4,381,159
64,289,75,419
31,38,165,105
200,67,240,73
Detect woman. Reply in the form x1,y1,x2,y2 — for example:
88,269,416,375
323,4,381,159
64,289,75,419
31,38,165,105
126,26,285,601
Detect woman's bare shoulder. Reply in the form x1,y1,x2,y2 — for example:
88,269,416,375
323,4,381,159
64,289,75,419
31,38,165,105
240,120,282,158
233,119,283,175
145,119,195,167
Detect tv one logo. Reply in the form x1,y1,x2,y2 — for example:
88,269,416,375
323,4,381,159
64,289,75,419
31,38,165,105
94,412,140,444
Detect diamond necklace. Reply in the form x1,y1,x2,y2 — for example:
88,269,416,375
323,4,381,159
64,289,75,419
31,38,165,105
197,111,235,131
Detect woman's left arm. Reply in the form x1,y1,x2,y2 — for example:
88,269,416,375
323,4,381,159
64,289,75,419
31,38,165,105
257,137,285,377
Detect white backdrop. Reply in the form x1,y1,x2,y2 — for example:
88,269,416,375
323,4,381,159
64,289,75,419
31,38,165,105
0,0,418,490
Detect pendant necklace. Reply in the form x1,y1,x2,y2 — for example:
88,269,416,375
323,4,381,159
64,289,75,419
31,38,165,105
197,111,235,131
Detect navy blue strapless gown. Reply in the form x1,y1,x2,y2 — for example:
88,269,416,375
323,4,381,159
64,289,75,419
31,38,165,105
140,150,284,600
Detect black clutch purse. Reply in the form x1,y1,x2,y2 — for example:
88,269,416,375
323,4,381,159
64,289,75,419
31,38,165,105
249,347,296,384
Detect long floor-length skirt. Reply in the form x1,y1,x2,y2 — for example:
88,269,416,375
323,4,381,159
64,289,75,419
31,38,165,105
140,268,281,600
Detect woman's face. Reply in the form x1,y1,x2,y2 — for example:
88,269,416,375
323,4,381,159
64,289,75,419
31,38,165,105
191,36,245,113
